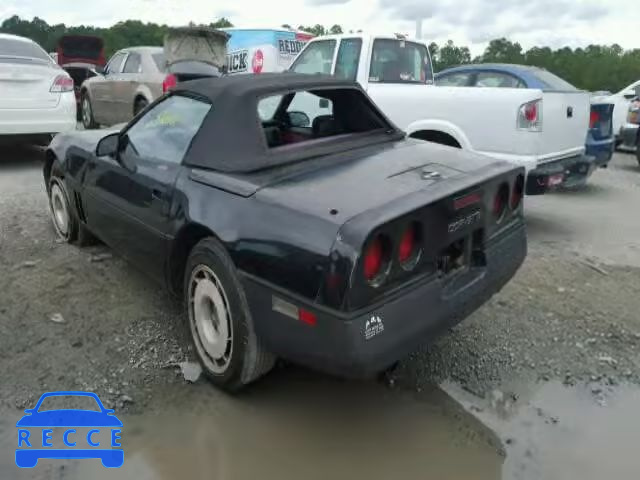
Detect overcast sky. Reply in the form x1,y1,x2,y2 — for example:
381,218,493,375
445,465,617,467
1,0,637,54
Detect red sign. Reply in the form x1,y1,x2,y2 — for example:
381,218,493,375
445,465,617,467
252,49,264,74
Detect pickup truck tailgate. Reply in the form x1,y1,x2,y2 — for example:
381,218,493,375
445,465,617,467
539,91,590,160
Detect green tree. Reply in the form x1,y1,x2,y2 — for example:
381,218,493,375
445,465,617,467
433,40,471,71
480,38,524,63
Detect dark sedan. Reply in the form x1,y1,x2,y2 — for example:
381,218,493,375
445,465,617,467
44,73,527,390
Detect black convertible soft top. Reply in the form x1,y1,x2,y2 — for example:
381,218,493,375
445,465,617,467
171,72,403,173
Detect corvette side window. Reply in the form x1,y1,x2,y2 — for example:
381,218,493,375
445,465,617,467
123,95,211,164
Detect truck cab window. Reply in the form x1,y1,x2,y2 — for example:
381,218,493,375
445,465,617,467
335,39,362,82
369,39,432,84
289,40,336,75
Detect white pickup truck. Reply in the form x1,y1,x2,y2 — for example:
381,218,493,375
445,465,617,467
289,33,593,194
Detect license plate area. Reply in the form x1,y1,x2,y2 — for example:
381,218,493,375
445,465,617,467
437,230,485,277
437,238,466,276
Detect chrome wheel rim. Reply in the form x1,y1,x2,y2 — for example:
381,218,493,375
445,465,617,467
82,97,91,127
188,265,233,373
50,181,69,238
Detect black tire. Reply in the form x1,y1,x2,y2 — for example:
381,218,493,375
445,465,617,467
133,97,148,117
184,237,275,391
48,163,97,246
636,136,640,166
81,92,98,130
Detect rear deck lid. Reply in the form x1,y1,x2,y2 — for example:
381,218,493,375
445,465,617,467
163,27,229,69
56,35,105,66
0,62,63,109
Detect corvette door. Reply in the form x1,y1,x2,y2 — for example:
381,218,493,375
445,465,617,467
83,94,211,276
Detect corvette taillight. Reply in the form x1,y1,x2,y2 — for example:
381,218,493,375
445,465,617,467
162,74,177,93
398,222,422,270
364,234,391,285
517,99,542,131
50,75,74,93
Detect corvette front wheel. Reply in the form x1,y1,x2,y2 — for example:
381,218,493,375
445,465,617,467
48,175,77,243
48,164,97,246
184,238,275,391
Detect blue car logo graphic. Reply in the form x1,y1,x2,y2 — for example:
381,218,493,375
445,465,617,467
15,391,123,468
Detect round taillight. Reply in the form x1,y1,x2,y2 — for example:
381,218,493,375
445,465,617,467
363,235,391,285
398,223,422,270
511,175,524,210
494,183,509,223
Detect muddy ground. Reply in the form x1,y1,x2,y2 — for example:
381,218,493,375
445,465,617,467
1,146,639,479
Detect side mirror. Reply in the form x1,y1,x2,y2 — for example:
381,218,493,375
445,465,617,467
288,111,310,128
96,133,119,157
95,65,106,75
96,133,136,173
319,98,330,109
23,409,34,414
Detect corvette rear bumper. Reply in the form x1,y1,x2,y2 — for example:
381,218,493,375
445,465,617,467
242,222,526,377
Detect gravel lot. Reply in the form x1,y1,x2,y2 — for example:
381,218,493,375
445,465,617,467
1,145,639,479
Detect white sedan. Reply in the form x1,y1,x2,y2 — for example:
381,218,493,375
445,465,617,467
0,33,76,143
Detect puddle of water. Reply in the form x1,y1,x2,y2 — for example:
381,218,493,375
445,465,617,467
0,370,502,480
444,381,640,480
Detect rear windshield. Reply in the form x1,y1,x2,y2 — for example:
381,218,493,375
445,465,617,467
257,88,392,150
369,39,433,84
168,60,222,77
0,37,52,63
530,69,578,91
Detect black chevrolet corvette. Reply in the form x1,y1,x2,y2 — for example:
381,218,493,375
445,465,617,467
44,73,527,390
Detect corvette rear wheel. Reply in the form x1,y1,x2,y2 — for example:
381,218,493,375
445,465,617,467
184,238,275,391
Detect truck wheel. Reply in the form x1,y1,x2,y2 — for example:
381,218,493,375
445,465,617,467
81,92,99,130
184,237,275,391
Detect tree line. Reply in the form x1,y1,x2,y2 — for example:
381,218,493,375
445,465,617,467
2,16,638,92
